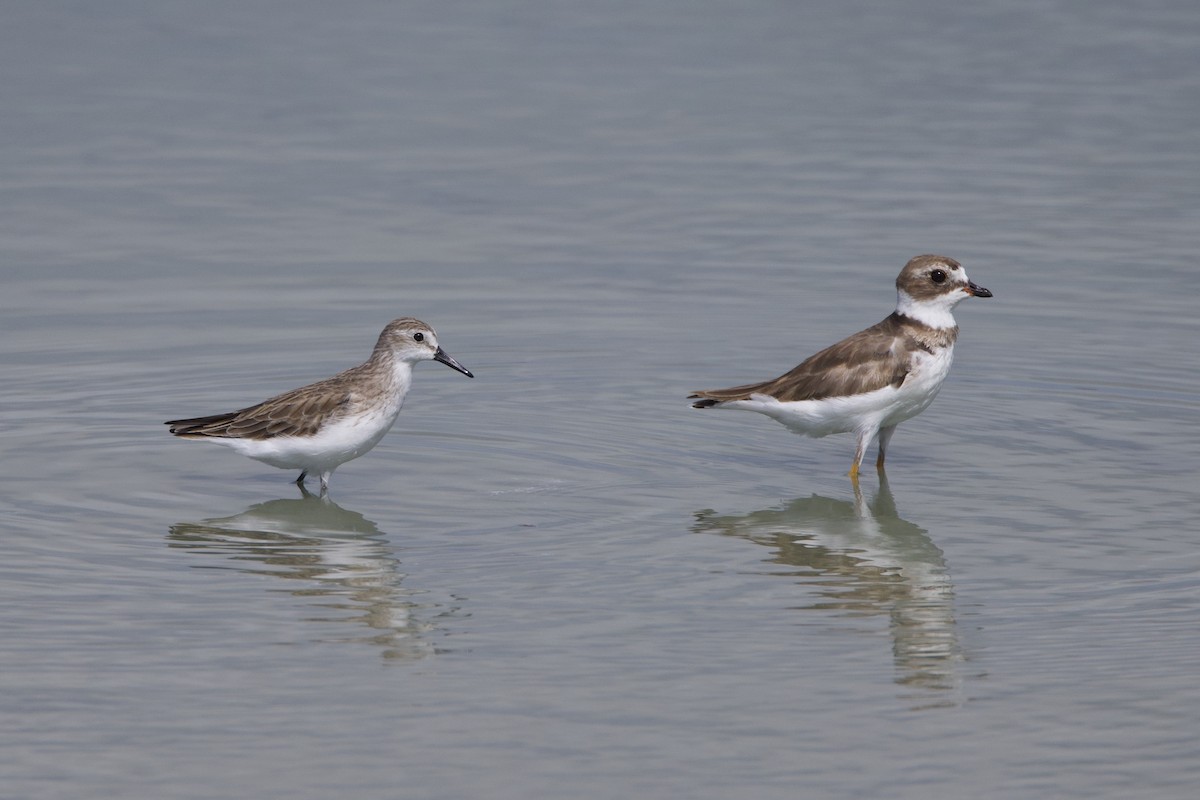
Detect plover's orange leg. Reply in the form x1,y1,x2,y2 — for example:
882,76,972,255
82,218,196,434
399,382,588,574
850,427,874,480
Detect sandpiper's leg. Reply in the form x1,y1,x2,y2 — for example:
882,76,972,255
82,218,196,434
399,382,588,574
295,470,308,487
319,471,332,494
876,425,897,470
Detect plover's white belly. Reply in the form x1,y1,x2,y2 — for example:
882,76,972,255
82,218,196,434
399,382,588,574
223,403,402,472
879,346,954,427
739,387,907,438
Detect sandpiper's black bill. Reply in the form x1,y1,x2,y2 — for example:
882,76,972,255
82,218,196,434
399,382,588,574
435,347,474,378
967,281,993,298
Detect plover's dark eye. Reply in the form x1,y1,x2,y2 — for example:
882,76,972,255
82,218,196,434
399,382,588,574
930,269,947,284
413,332,425,342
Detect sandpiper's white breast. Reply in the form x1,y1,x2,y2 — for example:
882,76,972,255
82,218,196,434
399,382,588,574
225,393,405,472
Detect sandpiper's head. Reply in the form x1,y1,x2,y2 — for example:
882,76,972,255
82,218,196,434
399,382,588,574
376,318,474,377
894,254,992,328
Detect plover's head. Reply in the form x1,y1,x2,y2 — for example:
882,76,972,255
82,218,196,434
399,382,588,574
894,254,992,328
375,317,474,377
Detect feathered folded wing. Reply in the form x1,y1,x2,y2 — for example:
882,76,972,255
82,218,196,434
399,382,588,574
690,314,944,406
166,382,353,439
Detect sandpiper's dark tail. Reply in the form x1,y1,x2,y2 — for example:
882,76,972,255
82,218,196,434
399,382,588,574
165,412,240,437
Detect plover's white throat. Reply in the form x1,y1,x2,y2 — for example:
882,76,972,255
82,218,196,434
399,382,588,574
166,317,473,493
690,255,992,480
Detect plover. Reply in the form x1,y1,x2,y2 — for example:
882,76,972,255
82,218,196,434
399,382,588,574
689,255,992,479
166,317,473,493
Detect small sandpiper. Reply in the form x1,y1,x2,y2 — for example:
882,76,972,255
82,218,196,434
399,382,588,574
166,317,473,493
689,255,992,480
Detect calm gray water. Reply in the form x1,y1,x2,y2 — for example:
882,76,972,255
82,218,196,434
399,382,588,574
3,1,1199,798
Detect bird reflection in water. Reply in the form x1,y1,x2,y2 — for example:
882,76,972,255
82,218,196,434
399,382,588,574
168,492,450,661
692,473,966,706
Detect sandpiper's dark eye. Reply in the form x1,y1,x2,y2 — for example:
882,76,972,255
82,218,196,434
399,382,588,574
413,332,425,342
930,269,947,283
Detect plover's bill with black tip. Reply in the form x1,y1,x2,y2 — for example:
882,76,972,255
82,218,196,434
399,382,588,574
689,255,992,480
166,317,473,493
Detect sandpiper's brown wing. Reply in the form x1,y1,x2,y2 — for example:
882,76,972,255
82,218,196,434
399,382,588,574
690,314,932,406
166,378,355,440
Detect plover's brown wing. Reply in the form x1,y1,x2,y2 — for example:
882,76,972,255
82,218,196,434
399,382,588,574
691,315,917,406
166,382,353,440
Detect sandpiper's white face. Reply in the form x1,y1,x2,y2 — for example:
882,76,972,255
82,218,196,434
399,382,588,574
894,255,992,328
381,318,442,361
378,317,474,377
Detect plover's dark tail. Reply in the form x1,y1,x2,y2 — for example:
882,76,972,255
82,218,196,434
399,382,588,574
688,383,763,408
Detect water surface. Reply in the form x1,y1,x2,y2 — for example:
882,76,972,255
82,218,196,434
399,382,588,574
3,2,1199,798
